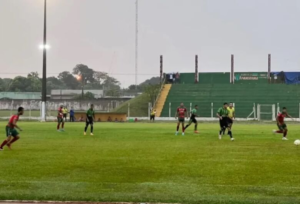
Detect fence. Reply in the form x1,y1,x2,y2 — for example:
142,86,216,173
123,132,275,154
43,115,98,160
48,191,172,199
1,100,299,121
0,99,127,120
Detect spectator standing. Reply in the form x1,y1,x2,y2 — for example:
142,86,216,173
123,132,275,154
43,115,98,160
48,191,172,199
172,73,176,83
169,73,173,84
176,72,180,84
70,107,75,122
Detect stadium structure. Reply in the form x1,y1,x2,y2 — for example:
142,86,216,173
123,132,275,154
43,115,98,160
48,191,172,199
154,55,300,121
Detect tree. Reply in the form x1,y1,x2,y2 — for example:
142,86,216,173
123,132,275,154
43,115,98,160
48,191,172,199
47,77,66,93
0,79,4,92
127,77,160,92
139,77,160,86
27,72,42,92
58,71,80,89
1,78,13,91
144,84,160,105
73,64,95,85
103,75,121,97
94,71,108,83
9,76,31,92
84,92,95,99
27,72,39,79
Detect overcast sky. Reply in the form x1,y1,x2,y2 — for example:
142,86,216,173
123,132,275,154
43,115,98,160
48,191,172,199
1,0,300,87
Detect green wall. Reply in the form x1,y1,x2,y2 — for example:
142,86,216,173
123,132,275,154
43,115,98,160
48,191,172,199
161,84,300,118
178,72,269,85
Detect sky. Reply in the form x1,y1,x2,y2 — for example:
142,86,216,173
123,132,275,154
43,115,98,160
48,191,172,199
1,0,300,88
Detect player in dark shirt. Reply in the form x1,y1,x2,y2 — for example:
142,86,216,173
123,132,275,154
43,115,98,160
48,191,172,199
184,105,199,133
84,104,95,136
217,103,234,141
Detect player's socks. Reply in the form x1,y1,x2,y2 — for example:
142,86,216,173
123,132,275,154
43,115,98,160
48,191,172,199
228,131,233,138
184,124,190,130
57,124,60,130
182,126,185,133
194,124,198,131
284,129,288,137
84,126,88,132
0,140,8,148
91,125,94,133
176,125,179,131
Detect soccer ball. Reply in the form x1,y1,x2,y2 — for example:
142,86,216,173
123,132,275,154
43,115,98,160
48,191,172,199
294,140,300,146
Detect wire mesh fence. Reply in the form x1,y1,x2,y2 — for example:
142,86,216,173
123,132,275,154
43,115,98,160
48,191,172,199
1,99,299,121
0,99,127,120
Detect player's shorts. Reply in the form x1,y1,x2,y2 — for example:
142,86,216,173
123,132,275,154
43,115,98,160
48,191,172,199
57,117,63,123
219,117,228,128
178,117,185,122
277,123,287,130
227,118,233,125
189,117,197,123
150,115,155,120
86,117,94,125
5,126,18,137
63,114,67,118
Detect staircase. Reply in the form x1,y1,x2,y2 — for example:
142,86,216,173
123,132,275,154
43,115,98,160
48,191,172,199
154,84,172,117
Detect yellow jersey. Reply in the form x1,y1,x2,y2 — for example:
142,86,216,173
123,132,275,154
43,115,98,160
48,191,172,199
62,108,68,114
227,107,235,118
151,110,156,116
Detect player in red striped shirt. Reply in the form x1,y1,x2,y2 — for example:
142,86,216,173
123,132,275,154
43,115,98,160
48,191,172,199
0,107,24,150
273,107,293,140
175,103,188,136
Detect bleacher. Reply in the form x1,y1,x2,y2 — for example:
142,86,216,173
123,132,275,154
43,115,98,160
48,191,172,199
160,83,300,118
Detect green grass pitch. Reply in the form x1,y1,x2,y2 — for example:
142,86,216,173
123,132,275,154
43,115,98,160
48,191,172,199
0,122,300,204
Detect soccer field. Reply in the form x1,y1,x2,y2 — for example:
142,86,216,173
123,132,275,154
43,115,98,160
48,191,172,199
0,122,300,204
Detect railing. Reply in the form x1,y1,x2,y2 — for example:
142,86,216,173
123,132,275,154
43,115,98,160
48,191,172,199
153,77,166,110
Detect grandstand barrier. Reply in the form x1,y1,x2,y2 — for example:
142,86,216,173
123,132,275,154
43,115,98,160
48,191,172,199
0,102,299,122
127,117,299,122
74,112,127,122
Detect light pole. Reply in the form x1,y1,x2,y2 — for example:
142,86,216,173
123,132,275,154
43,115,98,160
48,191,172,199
41,0,47,122
135,0,138,90
76,75,84,99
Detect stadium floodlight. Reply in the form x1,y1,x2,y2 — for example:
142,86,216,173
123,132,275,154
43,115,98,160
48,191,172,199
41,0,47,122
39,44,50,50
76,74,84,99
76,75,82,81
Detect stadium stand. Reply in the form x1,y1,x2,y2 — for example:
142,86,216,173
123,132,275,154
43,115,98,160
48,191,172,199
154,84,172,117
160,82,300,118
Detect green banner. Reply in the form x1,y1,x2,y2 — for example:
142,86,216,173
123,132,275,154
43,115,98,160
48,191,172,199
235,72,268,83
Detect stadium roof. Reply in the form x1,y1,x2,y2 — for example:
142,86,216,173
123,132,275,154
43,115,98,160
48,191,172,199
51,89,103,95
0,92,41,100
